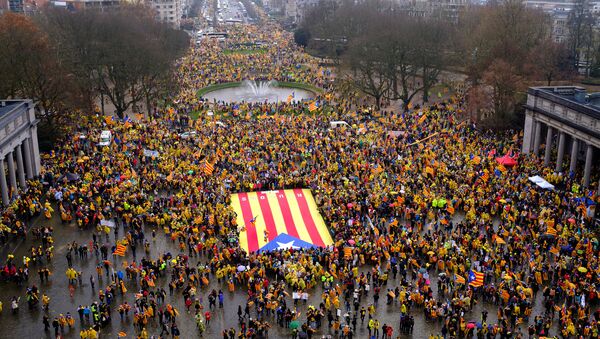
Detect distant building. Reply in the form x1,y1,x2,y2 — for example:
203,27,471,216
399,0,470,22
0,100,41,206
8,0,23,12
550,9,569,43
51,0,120,11
147,0,185,28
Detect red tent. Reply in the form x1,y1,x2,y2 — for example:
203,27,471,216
496,155,517,167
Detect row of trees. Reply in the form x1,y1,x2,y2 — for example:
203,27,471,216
298,0,576,127
342,12,449,109
0,6,189,137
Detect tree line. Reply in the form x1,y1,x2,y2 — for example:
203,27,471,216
297,0,576,127
0,5,189,139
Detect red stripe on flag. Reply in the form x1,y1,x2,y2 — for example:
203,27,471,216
238,193,259,252
276,191,300,238
293,189,325,247
257,192,277,242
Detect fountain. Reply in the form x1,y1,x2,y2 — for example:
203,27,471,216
242,80,277,97
201,80,316,104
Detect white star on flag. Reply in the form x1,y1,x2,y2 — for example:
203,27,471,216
276,240,300,250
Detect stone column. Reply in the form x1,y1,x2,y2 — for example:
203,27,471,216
6,151,16,197
555,132,566,172
569,138,578,175
544,127,553,166
0,159,8,206
522,113,535,154
30,126,41,176
583,144,593,187
15,144,26,190
533,121,542,157
22,139,33,179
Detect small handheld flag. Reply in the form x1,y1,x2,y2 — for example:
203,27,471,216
468,270,484,287
204,160,215,176
113,244,126,257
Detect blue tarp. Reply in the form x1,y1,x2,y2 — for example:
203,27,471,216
258,233,317,252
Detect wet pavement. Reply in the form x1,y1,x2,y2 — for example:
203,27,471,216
0,208,566,338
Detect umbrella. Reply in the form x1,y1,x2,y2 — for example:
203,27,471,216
289,321,299,329
578,267,588,273
568,218,576,225
237,265,246,272
467,322,476,329
427,251,435,255
348,239,355,245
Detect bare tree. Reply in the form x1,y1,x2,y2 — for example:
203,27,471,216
526,40,574,85
344,35,390,109
567,0,595,72
412,19,449,103
41,6,189,118
483,59,522,122
0,12,75,131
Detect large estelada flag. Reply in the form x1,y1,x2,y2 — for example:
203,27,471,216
468,270,484,287
231,189,333,254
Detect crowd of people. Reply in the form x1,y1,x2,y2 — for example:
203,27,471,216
0,12,597,339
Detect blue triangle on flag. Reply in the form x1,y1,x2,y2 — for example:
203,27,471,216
468,270,476,282
258,233,317,253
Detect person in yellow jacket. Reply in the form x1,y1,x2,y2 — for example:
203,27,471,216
42,294,50,311
87,327,98,339
44,202,54,219
138,327,149,339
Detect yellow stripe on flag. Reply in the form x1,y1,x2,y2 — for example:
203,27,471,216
266,191,289,237
113,244,126,256
230,193,248,254
284,189,313,244
302,189,333,246
204,160,215,175
247,192,268,250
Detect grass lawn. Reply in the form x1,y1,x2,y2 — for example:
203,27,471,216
276,81,323,94
197,82,242,97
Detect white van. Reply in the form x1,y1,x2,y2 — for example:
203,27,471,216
98,130,112,146
329,121,351,129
